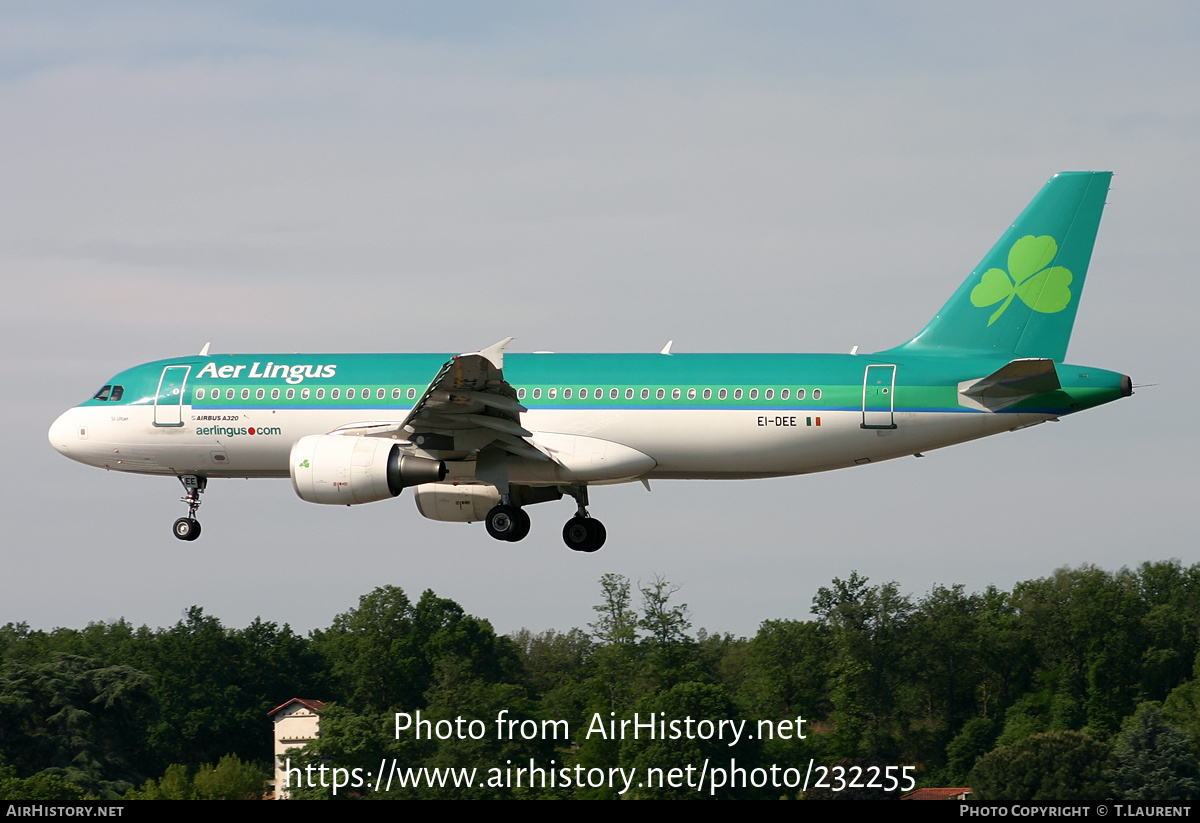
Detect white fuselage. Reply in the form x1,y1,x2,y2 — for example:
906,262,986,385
49,401,1046,483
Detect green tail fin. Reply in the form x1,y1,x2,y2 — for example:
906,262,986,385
883,171,1111,362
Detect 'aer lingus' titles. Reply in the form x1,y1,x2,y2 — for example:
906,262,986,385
195,361,337,385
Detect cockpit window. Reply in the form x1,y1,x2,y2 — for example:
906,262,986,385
93,385,112,401
110,385,124,401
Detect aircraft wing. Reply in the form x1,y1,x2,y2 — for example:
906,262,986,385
350,338,550,463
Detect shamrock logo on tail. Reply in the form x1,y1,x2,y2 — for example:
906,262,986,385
970,235,1073,326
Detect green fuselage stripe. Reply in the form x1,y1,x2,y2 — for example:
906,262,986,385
81,352,1128,417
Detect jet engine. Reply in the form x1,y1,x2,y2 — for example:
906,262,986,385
290,435,445,505
413,483,502,522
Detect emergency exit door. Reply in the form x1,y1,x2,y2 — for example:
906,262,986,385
862,364,897,429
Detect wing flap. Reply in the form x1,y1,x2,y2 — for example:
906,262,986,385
356,338,543,463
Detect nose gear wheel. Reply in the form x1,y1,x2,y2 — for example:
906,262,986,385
173,475,207,541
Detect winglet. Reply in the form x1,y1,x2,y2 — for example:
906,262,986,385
475,337,514,369
660,340,673,355
199,342,211,356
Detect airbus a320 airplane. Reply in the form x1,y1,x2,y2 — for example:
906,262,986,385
49,172,1132,552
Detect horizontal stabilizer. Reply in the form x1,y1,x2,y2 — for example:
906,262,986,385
959,358,1060,411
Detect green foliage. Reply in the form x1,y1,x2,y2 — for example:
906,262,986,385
510,628,594,719
589,573,638,645
970,730,1112,801
313,586,520,714
737,620,829,726
3,563,1200,800
125,754,266,800
621,681,760,799
284,704,419,800
0,653,153,796
1106,703,1200,801
812,572,913,760
638,576,692,646
0,761,92,801
944,716,998,784
143,608,323,769
1163,676,1200,757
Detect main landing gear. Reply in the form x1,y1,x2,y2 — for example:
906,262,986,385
484,503,531,543
563,485,605,552
172,475,206,541
562,516,605,553
482,485,607,552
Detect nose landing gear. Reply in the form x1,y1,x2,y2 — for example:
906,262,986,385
172,475,206,541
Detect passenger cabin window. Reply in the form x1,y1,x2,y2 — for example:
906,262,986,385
781,389,790,400
656,389,665,400
302,388,311,400
347,389,355,399
765,388,774,400
671,389,681,400
226,388,235,400
93,385,112,401
813,389,822,400
287,389,295,400
532,388,542,399
702,388,711,400
593,388,602,400
564,388,572,399
256,388,265,400
241,389,250,400
797,388,806,400
331,388,340,400
734,389,743,400
641,388,649,400
271,388,280,400
314,388,323,399
718,388,727,400
377,388,385,400
391,388,401,400
196,388,206,400
548,388,557,399
687,388,696,400
407,388,417,400
609,388,618,400
749,388,759,400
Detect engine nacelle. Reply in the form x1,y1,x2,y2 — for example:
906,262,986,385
413,483,501,522
290,435,446,505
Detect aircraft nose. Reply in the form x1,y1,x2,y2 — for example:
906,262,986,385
48,408,83,456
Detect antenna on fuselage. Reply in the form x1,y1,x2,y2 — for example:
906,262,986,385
198,342,211,356
660,340,673,355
